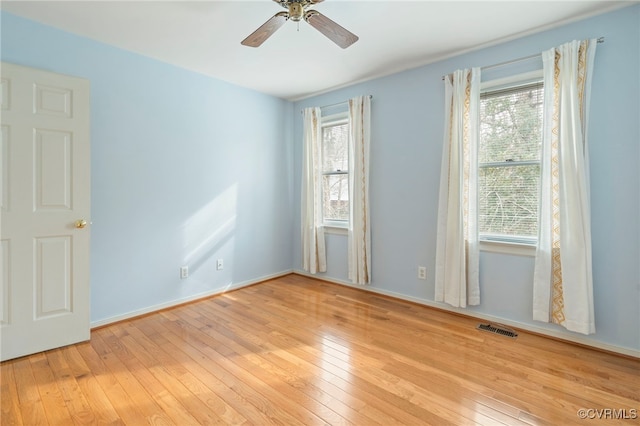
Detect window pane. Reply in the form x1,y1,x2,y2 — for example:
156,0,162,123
322,123,349,172
323,174,349,221
479,83,543,164
479,164,539,237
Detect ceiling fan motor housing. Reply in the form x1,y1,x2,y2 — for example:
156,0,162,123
288,3,305,21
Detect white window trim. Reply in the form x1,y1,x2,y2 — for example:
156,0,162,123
321,110,350,229
323,224,348,235
480,69,543,92
478,70,543,254
480,239,536,256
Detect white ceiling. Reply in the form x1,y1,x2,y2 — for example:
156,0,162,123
1,1,633,100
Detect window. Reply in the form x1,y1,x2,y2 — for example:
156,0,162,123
321,111,350,227
479,76,544,245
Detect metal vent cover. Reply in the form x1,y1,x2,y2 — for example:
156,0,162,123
477,323,518,338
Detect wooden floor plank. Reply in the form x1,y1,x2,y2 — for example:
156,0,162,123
28,352,74,425
9,356,48,425
200,283,445,424
0,361,25,426
197,288,453,425
212,284,498,425
133,317,251,425
1,274,638,425
89,331,175,425
74,340,149,425
150,313,299,425
111,321,240,425
219,280,507,423
45,348,98,424
166,305,329,425
99,326,204,425
184,302,371,425
61,345,123,425
158,313,314,425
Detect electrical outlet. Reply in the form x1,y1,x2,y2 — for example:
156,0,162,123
216,259,224,270
180,266,189,279
418,266,427,280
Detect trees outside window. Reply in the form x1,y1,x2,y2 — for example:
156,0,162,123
479,81,543,243
321,113,349,224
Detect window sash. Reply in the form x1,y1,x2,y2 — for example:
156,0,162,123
478,162,540,241
479,77,543,245
320,111,350,225
322,173,349,223
479,160,539,168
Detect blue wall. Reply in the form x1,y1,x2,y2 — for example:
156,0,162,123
3,5,638,354
1,12,294,324
292,5,639,353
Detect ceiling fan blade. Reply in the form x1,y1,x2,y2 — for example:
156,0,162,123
304,10,358,49
241,12,289,47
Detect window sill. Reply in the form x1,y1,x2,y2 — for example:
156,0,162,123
479,239,536,257
323,224,348,236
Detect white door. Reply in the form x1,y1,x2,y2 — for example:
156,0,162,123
1,62,91,361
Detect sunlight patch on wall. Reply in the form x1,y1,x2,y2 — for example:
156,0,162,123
181,184,238,273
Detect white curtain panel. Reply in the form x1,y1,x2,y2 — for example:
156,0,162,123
533,39,597,335
348,96,372,285
435,68,481,308
301,107,327,274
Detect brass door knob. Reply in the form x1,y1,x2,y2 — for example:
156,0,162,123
75,219,87,229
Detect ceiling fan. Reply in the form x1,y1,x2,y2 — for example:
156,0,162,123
241,0,359,49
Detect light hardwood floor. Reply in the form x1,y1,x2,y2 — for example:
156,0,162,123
1,274,638,425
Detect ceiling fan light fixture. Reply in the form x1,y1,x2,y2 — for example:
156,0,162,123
288,3,304,22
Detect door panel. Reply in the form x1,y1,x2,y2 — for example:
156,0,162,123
0,239,10,326
35,236,72,318
34,83,73,118
0,62,90,361
34,128,73,210
1,125,9,211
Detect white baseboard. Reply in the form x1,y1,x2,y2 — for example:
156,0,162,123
294,269,640,359
90,270,293,329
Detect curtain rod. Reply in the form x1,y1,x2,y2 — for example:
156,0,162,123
441,37,605,80
300,95,373,114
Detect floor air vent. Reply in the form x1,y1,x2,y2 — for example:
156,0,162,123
476,323,518,338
